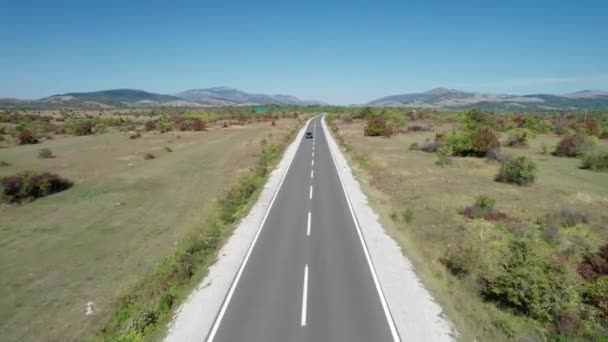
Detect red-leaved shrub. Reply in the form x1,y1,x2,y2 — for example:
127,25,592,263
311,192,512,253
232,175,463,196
578,243,608,281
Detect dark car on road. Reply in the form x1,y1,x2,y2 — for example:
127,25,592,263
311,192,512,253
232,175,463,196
305,132,313,139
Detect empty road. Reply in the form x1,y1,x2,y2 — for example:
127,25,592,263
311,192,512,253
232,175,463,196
208,116,399,342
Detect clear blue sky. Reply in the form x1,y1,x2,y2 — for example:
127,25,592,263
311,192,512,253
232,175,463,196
1,0,607,104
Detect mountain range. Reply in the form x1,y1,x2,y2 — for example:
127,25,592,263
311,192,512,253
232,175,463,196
1,87,608,111
367,88,608,111
0,87,324,109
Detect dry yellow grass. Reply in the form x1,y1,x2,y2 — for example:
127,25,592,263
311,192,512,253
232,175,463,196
332,119,608,340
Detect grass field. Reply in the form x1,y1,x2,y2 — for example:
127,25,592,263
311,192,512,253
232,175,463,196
0,119,297,341
330,118,608,340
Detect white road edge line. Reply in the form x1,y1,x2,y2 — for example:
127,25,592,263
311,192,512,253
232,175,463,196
309,185,313,199
206,116,317,342
307,211,311,236
301,264,309,327
322,115,401,342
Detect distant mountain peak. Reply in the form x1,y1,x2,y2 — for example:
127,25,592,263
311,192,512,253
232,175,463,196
175,87,325,106
425,87,453,95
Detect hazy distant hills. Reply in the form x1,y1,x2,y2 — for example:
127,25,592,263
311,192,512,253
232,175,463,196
22,87,324,108
175,87,325,106
368,87,608,111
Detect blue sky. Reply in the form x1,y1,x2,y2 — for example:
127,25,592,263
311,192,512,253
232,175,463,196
1,0,607,104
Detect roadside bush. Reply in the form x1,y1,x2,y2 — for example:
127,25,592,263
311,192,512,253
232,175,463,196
553,134,596,157
1,171,73,203
481,240,579,321
408,142,419,150
0,160,10,167
441,243,478,278
16,129,38,144
495,156,538,186
402,208,414,223
462,195,508,221
363,116,392,137
164,146,172,152
38,148,54,159
143,153,155,160
580,152,608,171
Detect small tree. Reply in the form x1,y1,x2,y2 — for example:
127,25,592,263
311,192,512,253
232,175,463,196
17,129,38,145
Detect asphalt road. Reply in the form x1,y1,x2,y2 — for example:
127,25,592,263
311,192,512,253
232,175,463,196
208,116,397,342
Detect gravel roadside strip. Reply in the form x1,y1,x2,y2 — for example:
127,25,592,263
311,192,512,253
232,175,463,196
322,116,457,341
164,117,314,342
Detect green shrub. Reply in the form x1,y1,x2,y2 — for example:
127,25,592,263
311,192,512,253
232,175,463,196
38,148,54,159
580,152,608,171
354,107,374,119
495,156,538,186
522,116,551,134
143,153,155,160
442,126,500,157
66,119,94,136
481,240,579,321
441,243,479,277
402,208,414,223
553,134,596,157
164,146,173,152
408,142,419,150
364,116,392,137
0,160,10,167
581,276,608,317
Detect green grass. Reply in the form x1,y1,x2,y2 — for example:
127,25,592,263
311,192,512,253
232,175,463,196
328,117,608,341
0,119,300,341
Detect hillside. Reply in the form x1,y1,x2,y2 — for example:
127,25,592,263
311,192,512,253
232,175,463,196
368,88,608,111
